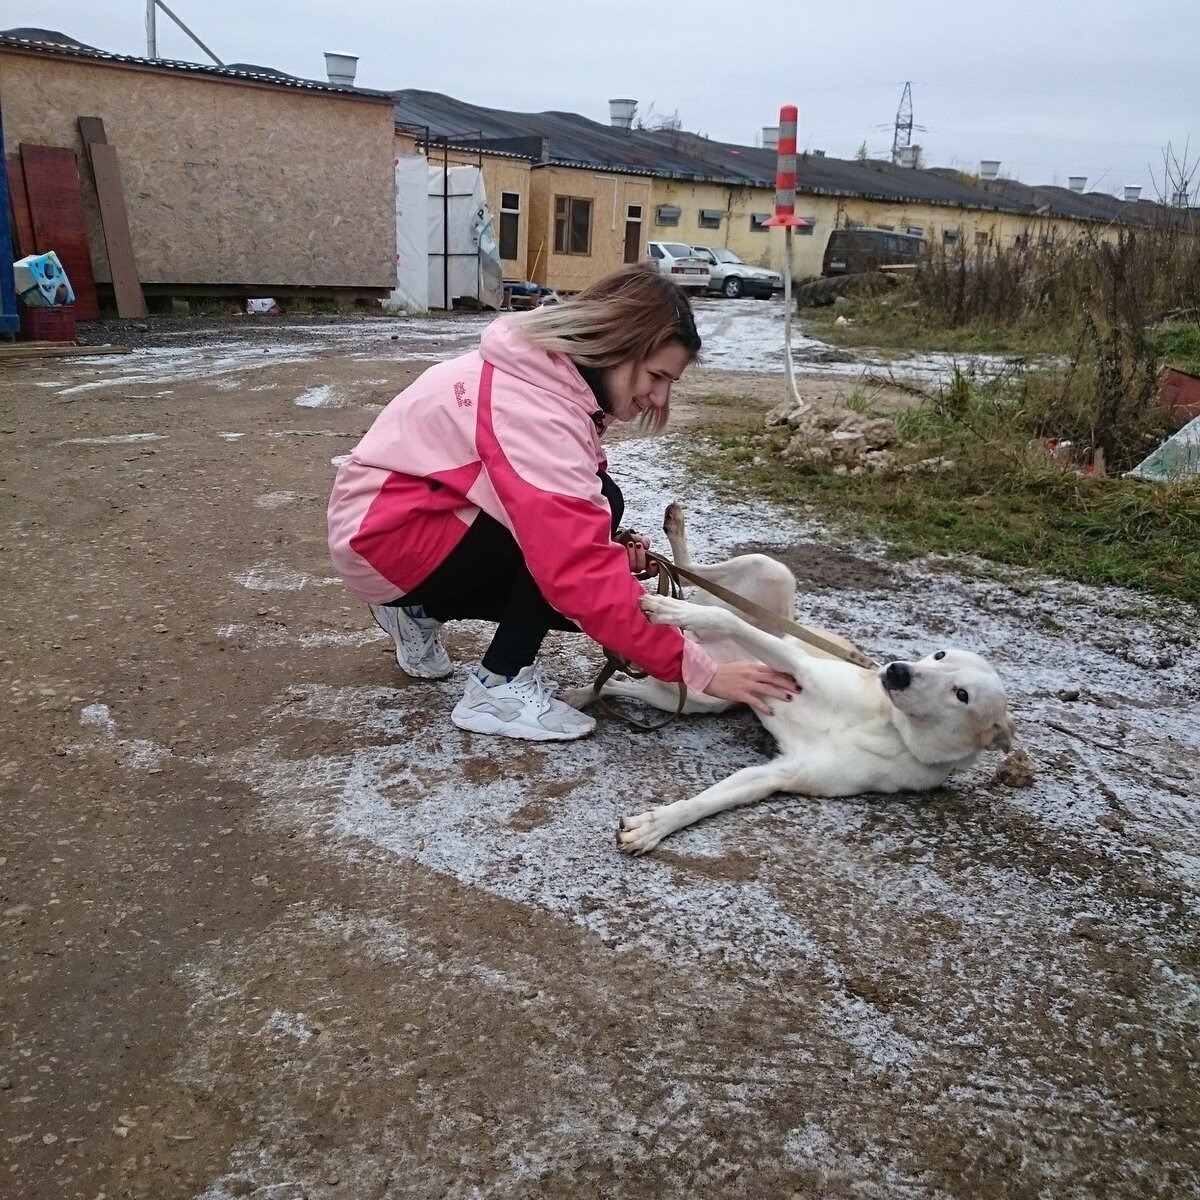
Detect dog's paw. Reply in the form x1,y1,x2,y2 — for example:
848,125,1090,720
616,811,669,856
639,593,691,626
663,502,685,540
558,685,595,710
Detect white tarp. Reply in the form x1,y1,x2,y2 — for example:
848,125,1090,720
1126,415,1200,482
390,155,431,312
389,157,502,313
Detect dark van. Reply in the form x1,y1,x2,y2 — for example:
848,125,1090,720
822,228,927,276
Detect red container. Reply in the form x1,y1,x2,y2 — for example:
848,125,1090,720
1157,365,1200,424
19,303,77,343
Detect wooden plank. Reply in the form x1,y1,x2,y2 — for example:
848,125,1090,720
86,143,147,319
19,144,100,320
0,342,130,360
7,155,36,259
77,116,108,146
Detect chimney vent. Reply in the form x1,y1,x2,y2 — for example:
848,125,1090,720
1124,184,1142,202
979,159,1001,180
1068,175,1087,193
324,52,358,86
762,126,779,150
608,99,637,129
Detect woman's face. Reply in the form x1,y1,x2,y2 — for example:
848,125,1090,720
602,342,693,423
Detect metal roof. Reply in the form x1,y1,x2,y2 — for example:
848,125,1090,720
0,31,394,101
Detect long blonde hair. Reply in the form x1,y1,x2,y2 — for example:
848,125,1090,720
509,264,701,432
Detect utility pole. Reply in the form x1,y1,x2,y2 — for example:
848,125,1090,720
891,82,914,165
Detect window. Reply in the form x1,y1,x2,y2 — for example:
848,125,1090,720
906,225,925,237
1013,232,1030,247
942,228,960,245
846,218,866,229
624,203,643,264
878,224,895,231
698,208,723,230
499,191,520,262
749,212,773,232
797,215,816,236
554,196,592,255
975,230,990,247
655,204,681,227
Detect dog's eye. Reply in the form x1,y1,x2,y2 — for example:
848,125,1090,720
933,651,946,660
955,688,969,703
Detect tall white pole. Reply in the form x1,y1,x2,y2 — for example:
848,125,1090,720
763,105,805,411
146,0,157,58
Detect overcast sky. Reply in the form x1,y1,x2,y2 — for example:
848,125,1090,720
10,1,1198,198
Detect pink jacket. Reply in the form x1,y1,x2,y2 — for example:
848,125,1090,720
327,317,717,692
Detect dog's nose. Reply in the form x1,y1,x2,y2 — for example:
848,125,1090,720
884,662,912,690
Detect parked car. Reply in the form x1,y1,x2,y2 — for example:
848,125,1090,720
821,228,927,276
690,245,782,299
646,241,712,292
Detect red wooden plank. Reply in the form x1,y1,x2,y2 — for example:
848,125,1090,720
7,155,36,260
87,143,146,319
19,143,100,320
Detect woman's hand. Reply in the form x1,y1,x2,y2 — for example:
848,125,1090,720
616,530,658,579
702,660,798,716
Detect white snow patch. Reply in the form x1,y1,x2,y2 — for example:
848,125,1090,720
293,384,338,408
218,431,245,441
57,432,166,446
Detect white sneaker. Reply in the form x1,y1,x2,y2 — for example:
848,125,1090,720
370,603,452,679
451,665,596,741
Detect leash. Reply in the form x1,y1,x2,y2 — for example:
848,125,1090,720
591,546,879,732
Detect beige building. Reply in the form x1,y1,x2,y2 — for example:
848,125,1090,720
1,34,397,301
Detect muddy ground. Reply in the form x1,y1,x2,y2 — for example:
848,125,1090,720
2,309,1197,1199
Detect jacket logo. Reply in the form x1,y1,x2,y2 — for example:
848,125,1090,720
454,381,472,408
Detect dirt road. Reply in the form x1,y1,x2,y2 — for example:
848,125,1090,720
2,311,1197,1199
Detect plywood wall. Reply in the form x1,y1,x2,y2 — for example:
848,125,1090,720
0,51,396,291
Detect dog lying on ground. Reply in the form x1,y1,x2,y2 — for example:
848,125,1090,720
585,505,1014,855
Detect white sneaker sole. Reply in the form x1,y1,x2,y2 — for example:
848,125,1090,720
370,606,452,680
451,707,595,741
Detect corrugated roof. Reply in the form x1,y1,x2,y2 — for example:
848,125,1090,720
0,31,393,100
393,91,1195,228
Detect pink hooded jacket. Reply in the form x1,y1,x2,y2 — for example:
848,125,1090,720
327,317,717,692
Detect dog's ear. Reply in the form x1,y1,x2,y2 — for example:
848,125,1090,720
983,716,1015,753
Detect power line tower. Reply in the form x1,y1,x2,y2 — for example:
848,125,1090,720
891,82,914,165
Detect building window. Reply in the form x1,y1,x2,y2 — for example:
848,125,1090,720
975,230,990,247
797,216,816,235
624,203,643,264
942,228,960,245
846,218,866,229
878,224,895,231
698,208,723,230
554,196,592,255
499,191,520,262
906,225,925,237
749,212,772,232
655,204,681,227
1014,232,1030,247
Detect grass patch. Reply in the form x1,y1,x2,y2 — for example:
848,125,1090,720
800,300,1071,358
1151,321,1200,375
684,405,1200,604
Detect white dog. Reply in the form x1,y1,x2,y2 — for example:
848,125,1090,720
591,506,1014,855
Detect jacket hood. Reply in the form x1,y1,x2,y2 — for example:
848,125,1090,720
480,317,601,418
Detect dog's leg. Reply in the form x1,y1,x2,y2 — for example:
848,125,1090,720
662,502,692,568
617,758,798,855
562,675,733,714
642,593,816,681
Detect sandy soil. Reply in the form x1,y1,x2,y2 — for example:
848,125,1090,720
2,311,1197,1199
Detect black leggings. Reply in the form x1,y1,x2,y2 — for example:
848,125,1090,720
393,472,624,677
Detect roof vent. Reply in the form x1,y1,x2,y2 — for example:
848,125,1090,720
609,99,637,129
812,149,826,157
1124,184,1142,202
762,126,779,150
896,145,919,168
1068,175,1087,193
979,159,1001,180
324,52,358,86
